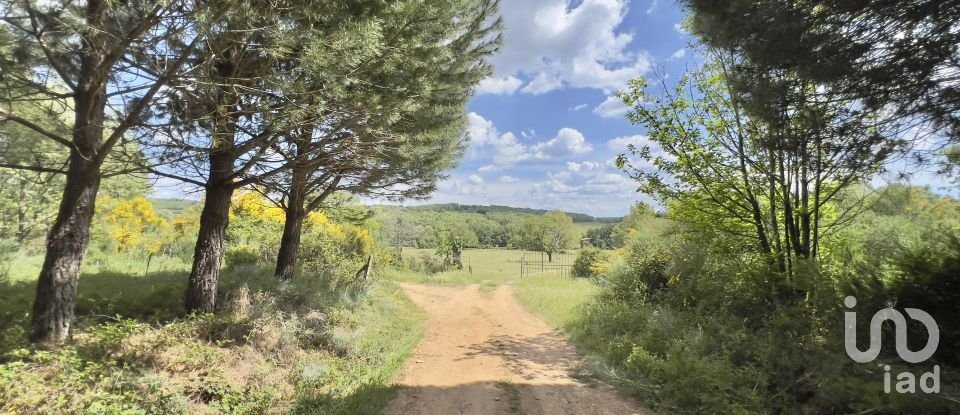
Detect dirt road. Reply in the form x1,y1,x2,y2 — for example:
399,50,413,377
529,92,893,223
383,283,647,415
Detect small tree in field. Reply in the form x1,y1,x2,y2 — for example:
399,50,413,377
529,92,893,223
521,211,575,262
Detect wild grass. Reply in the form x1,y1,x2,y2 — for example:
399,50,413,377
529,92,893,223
512,277,598,329
0,253,424,414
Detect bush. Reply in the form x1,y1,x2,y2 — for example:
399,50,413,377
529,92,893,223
571,248,608,279
403,252,449,275
0,239,15,282
569,229,958,414
225,245,260,268
889,231,960,366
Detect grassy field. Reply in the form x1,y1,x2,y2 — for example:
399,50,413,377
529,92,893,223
387,247,599,330
0,254,425,414
2,247,599,413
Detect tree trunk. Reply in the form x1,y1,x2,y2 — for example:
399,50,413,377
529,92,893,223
29,156,102,343
275,179,306,281
185,152,235,313
29,0,109,341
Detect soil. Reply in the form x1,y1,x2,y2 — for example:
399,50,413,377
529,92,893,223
383,283,648,415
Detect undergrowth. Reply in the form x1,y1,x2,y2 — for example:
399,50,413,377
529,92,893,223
0,265,423,414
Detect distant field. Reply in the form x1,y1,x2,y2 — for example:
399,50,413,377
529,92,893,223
396,247,580,283
388,247,599,331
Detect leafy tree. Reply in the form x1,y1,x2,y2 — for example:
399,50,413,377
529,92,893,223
148,0,338,311
571,248,609,279
0,0,217,342
611,203,660,247
682,0,960,141
520,211,575,262
616,54,903,275
584,224,615,249
265,0,502,280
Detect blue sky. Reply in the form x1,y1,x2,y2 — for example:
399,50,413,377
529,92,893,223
417,0,690,217
150,0,951,216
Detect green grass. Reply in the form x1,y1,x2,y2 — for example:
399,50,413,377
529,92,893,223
512,276,599,329
389,247,600,330
0,252,425,415
292,281,425,414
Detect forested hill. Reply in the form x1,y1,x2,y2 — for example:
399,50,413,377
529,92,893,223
396,203,622,223
146,199,622,224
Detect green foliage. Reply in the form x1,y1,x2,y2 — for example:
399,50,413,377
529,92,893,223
517,211,577,259
571,248,609,279
0,262,424,414
371,204,615,250
0,238,14,281
567,191,960,414
403,252,450,275
888,233,960,366
585,224,616,248
618,58,902,270
225,245,260,268
681,0,960,141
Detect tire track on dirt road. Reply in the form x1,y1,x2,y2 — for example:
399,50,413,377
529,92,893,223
383,283,647,415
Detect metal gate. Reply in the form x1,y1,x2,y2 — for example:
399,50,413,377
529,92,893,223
518,251,575,278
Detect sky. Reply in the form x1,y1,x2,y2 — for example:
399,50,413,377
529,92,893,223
407,0,690,217
150,0,951,217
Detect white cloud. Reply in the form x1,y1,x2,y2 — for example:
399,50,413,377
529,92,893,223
593,95,630,118
476,76,523,95
468,174,484,185
532,128,593,159
606,135,650,150
673,22,685,33
646,0,658,15
569,103,588,111
438,176,486,196
566,161,602,172
485,0,654,95
467,112,532,166
413,158,655,217
670,49,686,60
468,112,597,166
607,134,677,168
467,112,498,147
526,157,648,214
520,72,563,95
477,164,502,173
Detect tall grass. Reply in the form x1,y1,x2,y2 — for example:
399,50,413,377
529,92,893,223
0,254,425,414
512,277,599,329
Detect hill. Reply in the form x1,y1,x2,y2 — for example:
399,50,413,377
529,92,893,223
149,198,198,220
399,203,622,223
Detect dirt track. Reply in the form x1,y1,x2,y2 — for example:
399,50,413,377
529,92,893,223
383,283,647,415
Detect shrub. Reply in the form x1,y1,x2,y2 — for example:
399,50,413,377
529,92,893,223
0,239,15,282
571,248,608,279
226,245,260,268
570,229,958,414
404,252,449,275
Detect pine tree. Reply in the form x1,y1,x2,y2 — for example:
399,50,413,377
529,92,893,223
0,0,217,342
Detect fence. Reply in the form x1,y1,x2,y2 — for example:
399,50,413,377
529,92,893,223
515,251,576,278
